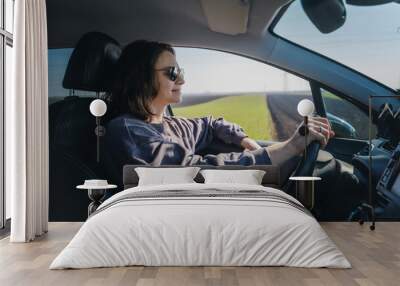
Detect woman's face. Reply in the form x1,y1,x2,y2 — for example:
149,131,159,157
153,51,185,106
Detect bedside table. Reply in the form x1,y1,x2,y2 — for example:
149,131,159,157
289,176,321,210
76,182,117,217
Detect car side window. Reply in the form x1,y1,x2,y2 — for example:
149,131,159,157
321,88,377,140
172,47,312,142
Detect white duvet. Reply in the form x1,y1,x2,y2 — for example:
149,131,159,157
50,183,351,269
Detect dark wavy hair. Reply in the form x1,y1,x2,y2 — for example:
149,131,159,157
111,40,175,120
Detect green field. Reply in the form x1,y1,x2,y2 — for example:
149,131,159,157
173,93,275,141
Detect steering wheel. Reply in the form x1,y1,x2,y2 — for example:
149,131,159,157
283,141,320,196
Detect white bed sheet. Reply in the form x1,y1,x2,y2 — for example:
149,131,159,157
50,183,351,269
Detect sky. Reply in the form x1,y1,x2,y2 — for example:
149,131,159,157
48,1,400,98
174,47,309,94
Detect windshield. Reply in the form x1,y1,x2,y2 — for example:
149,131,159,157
273,1,400,91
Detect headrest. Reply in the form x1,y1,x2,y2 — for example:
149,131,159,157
63,32,121,92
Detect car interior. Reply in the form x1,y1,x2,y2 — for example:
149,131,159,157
47,0,400,223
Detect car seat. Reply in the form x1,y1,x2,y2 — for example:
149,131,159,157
49,32,121,221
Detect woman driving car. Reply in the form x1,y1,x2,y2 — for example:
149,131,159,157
102,40,334,186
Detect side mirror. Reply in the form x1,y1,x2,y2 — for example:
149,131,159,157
301,0,346,34
327,112,357,138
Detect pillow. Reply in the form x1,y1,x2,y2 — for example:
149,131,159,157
200,169,266,185
135,167,201,186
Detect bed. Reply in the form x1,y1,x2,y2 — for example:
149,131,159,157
50,165,351,269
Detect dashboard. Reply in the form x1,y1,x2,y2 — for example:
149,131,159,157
376,143,400,194
375,143,400,217
352,138,400,218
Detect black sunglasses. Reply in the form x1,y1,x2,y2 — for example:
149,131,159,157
155,66,184,82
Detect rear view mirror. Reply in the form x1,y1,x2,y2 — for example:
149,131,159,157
301,0,346,34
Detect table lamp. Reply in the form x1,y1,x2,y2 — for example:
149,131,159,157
89,99,107,163
297,99,315,158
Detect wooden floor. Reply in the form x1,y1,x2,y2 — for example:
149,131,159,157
1,222,399,286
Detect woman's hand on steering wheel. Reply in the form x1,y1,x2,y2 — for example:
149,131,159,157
300,116,335,149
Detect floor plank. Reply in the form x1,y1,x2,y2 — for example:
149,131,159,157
0,222,399,286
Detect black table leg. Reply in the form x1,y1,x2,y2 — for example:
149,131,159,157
295,181,315,210
87,189,106,217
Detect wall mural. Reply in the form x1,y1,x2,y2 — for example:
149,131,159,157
48,32,400,223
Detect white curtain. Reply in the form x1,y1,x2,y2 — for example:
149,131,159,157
7,0,49,242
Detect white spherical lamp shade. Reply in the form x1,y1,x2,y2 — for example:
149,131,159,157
297,99,315,117
89,99,107,117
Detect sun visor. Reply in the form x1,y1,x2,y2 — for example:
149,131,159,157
200,0,250,35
